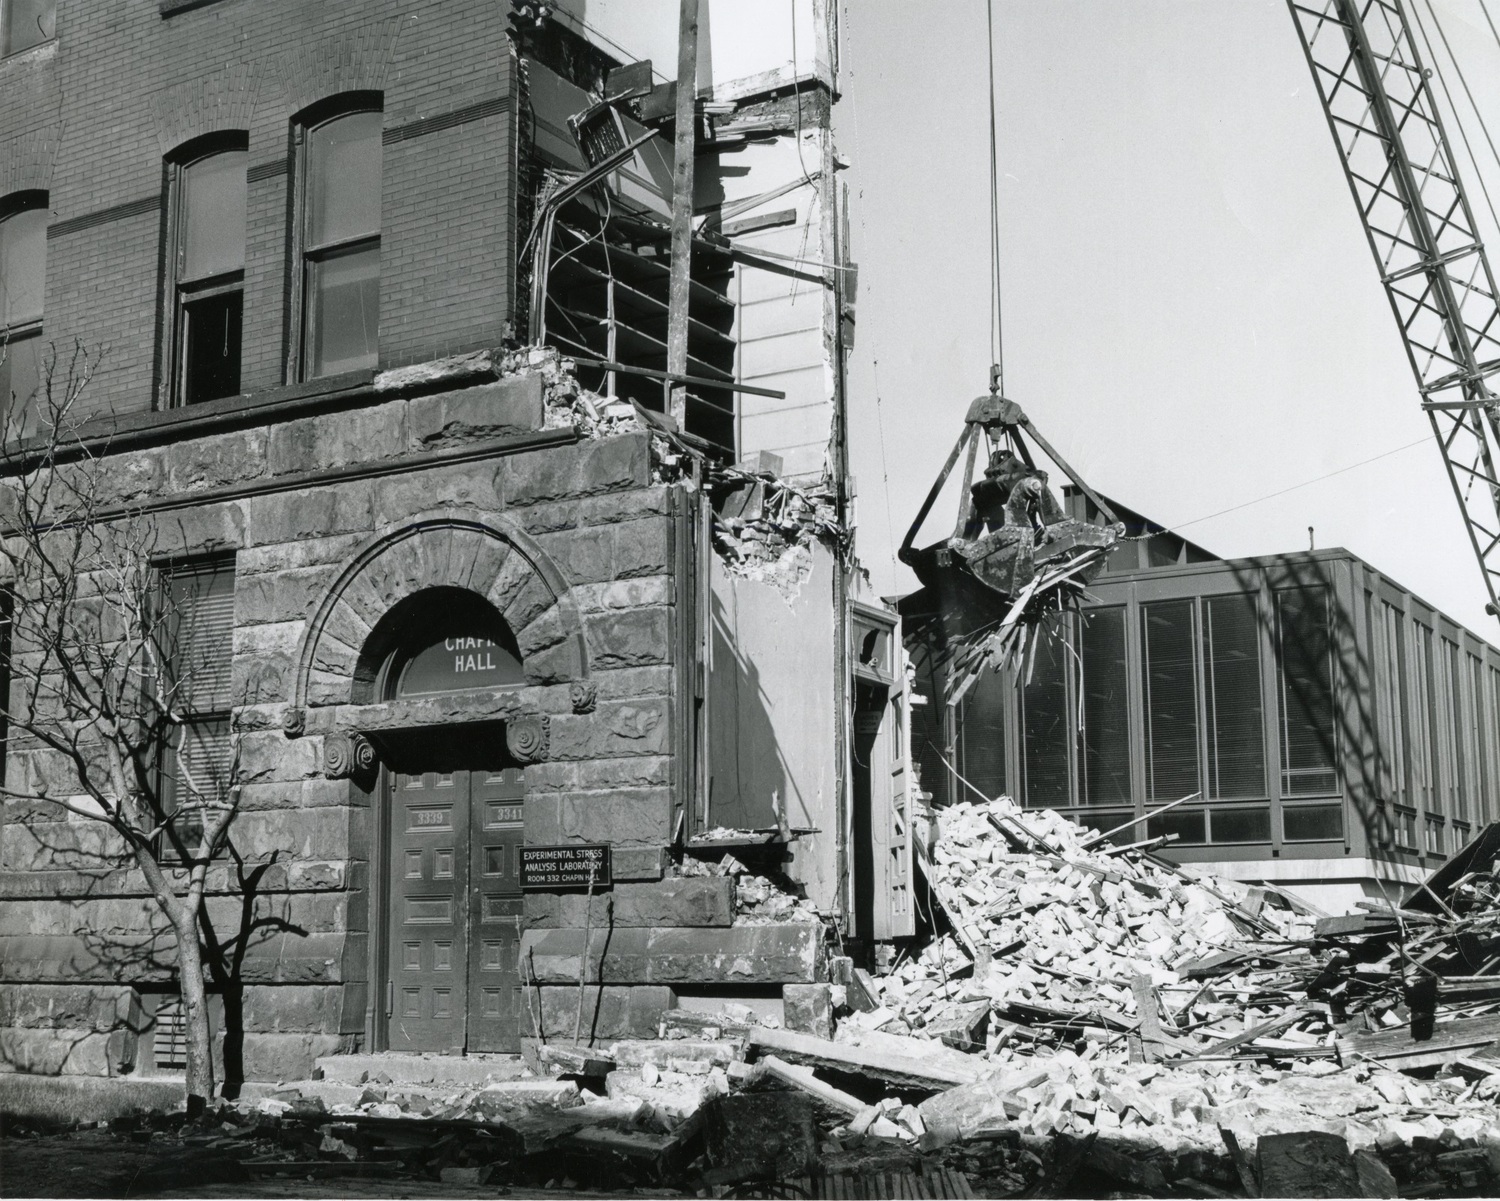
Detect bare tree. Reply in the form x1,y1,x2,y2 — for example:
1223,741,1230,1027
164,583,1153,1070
0,340,240,1112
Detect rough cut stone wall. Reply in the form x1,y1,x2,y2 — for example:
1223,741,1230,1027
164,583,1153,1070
0,361,693,1081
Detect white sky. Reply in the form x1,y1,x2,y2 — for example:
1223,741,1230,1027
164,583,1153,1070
840,0,1500,642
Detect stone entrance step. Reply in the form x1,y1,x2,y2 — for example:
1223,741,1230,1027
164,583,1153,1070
315,1051,529,1088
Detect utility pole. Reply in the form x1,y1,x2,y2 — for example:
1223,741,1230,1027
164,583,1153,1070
666,0,698,428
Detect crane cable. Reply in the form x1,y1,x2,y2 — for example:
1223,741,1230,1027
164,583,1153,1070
987,0,1006,393
1409,0,1500,252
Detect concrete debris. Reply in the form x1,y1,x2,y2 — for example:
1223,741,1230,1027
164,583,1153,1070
500,346,646,439
678,850,823,924
710,465,842,593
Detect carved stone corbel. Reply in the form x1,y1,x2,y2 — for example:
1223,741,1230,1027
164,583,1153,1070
282,707,306,738
505,713,550,764
569,680,598,715
325,731,376,780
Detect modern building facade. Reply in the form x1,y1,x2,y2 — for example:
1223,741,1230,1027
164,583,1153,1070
907,492,1500,913
0,0,917,1086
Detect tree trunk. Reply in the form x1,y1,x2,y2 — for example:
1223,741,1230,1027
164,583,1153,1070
173,908,215,1114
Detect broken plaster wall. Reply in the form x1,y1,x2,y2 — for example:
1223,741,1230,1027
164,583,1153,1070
706,539,839,915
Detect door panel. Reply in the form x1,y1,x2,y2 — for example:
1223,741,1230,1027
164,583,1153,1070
468,766,526,1052
388,770,468,1052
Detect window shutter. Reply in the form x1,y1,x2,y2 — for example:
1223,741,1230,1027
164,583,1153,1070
166,561,235,712
1142,599,1201,801
1078,607,1130,806
1203,594,1266,799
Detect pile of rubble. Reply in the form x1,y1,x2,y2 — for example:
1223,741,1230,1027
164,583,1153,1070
709,462,843,591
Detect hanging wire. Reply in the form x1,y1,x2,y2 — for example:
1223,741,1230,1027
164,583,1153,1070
1482,0,1500,56
1409,0,1500,242
986,0,1005,393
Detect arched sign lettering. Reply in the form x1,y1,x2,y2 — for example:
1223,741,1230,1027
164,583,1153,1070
395,615,525,696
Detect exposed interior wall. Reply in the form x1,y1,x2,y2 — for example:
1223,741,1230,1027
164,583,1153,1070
549,0,825,97
706,541,838,911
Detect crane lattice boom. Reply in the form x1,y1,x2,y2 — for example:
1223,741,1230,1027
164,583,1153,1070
1288,0,1500,622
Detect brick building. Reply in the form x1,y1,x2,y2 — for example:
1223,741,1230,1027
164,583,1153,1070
0,0,914,1086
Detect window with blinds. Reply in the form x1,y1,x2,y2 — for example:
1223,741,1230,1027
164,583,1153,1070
1142,599,1200,801
1464,657,1484,820
1021,619,1071,809
1078,607,1130,806
1275,587,1338,796
1408,626,1435,813
158,558,235,857
958,663,1006,805
1374,602,1408,806
1202,595,1265,799
1434,641,1464,822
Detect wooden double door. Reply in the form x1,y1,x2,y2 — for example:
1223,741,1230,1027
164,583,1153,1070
386,754,525,1053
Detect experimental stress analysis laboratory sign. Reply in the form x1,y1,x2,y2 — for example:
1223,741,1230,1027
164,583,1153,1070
519,844,613,890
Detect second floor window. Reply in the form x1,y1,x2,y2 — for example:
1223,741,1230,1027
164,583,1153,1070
299,106,382,379
172,146,247,405
2,0,54,57
0,193,46,433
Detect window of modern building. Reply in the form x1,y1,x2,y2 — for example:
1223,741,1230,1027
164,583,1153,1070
298,105,381,379
0,193,46,433
1409,625,1436,813
1374,601,1408,806
1202,594,1265,799
1,0,54,57
1275,586,1338,796
158,559,235,859
956,662,1006,805
1077,607,1131,806
1021,617,1071,808
1434,640,1464,823
1141,599,1200,801
171,145,246,405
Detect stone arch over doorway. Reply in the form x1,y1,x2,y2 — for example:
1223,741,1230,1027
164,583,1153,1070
292,511,589,709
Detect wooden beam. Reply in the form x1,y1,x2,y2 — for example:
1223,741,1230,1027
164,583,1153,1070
666,0,698,427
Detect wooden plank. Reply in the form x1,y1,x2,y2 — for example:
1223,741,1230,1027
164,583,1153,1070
747,1026,979,1089
757,1055,863,1116
1131,975,1166,1063
1174,1009,1305,1064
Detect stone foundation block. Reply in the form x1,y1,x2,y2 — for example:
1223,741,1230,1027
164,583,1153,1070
521,923,824,985
502,434,648,505
0,984,136,1032
240,985,362,1035
239,1032,355,1082
584,608,671,669
782,984,833,1040
0,1026,135,1076
525,878,733,930
533,985,675,1041
611,846,666,881
409,376,544,448
525,790,672,846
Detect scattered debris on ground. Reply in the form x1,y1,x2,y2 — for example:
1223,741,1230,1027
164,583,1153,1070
12,802,1500,1198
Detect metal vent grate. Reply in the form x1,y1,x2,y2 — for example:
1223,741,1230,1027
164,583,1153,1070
154,998,187,1070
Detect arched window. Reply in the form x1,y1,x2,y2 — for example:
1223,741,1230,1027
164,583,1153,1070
0,192,47,433
169,140,247,405
2,0,54,58
296,102,382,380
